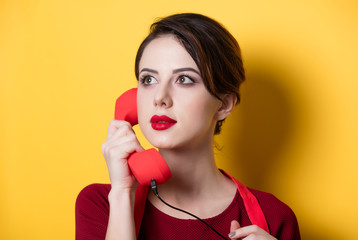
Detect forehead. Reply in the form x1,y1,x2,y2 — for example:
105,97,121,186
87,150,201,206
138,35,199,71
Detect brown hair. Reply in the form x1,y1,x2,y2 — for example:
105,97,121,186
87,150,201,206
135,13,245,134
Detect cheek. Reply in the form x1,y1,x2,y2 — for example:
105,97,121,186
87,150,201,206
137,90,151,126
180,94,220,122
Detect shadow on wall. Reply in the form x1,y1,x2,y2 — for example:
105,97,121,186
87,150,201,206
221,61,335,240
222,63,295,190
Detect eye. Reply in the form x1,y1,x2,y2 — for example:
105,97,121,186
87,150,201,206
140,75,157,85
176,75,195,84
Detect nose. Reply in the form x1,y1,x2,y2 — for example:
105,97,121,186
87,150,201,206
153,84,173,108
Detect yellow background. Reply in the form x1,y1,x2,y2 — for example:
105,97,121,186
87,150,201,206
1,0,357,239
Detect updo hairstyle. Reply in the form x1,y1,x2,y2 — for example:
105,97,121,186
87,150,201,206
135,13,245,134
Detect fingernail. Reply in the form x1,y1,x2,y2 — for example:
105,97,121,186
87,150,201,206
228,232,235,238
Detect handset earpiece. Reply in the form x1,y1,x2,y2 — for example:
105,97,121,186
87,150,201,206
114,88,138,126
114,88,172,186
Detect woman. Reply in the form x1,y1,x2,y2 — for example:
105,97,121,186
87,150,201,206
76,13,300,240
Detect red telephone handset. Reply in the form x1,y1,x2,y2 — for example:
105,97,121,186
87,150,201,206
114,88,172,186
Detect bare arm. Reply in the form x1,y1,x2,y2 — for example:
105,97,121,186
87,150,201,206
102,120,144,240
105,187,136,240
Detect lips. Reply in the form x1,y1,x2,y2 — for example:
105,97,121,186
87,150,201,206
150,115,177,130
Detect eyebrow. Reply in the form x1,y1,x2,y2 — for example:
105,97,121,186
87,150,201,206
140,67,201,75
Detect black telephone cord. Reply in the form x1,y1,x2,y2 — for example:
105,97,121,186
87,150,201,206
150,179,229,240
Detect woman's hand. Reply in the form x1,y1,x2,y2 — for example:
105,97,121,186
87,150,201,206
103,120,141,240
101,119,144,191
228,220,277,240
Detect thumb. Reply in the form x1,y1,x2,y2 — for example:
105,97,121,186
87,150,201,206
230,220,240,232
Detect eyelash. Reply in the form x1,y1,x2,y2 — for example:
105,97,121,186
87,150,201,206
139,74,155,86
139,74,196,86
176,74,196,85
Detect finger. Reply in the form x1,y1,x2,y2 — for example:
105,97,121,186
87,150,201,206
103,132,131,153
105,131,140,153
103,141,138,163
230,220,240,232
103,135,142,160
228,220,241,239
106,119,132,140
108,123,134,142
107,123,144,154
229,225,263,239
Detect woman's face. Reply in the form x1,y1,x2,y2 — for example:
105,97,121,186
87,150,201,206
137,35,223,150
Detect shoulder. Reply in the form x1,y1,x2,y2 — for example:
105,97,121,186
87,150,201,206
76,183,111,210
248,188,301,239
75,184,111,239
77,183,112,199
76,183,111,217
248,188,296,221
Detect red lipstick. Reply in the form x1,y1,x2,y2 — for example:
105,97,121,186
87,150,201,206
151,115,177,130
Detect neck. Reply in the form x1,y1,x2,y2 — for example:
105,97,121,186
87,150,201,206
154,139,228,203
147,137,237,219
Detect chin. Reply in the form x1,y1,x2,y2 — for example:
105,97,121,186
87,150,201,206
149,138,176,149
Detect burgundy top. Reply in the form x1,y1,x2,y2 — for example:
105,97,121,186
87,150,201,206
75,183,300,239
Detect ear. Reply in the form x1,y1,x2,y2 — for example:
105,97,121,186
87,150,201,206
216,93,237,121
